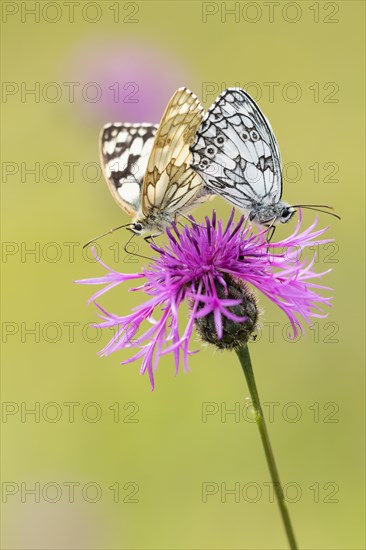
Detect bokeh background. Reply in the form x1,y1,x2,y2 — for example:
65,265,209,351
1,1,365,549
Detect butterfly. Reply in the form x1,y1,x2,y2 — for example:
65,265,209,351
190,87,295,226
99,87,212,239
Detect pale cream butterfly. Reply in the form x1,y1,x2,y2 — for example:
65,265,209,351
96,87,213,242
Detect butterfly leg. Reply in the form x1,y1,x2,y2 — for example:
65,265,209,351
123,232,154,261
144,234,160,246
176,212,202,229
264,218,277,242
240,213,251,236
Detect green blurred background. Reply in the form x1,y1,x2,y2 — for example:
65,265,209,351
1,1,365,548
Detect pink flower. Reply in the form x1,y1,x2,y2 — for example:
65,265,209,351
66,38,192,124
76,210,333,389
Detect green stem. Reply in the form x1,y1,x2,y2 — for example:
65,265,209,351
236,345,298,550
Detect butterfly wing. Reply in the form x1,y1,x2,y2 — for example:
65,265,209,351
100,123,158,217
190,88,282,211
141,88,206,218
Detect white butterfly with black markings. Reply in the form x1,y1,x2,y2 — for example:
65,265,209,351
190,87,295,226
98,87,212,240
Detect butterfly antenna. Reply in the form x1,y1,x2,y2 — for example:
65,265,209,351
82,223,132,249
292,205,341,220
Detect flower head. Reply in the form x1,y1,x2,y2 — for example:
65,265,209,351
77,210,333,389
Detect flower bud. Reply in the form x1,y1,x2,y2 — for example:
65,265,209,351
194,275,258,350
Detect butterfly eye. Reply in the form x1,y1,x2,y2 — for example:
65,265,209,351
205,145,217,158
250,130,259,141
215,135,225,146
280,207,294,223
241,131,249,141
133,222,143,233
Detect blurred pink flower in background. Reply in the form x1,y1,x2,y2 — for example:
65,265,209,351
66,37,192,125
